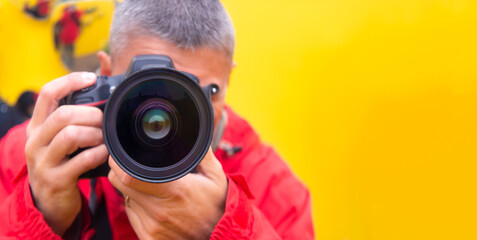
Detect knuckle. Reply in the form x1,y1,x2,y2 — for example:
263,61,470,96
145,225,161,238
80,148,94,164
107,170,116,183
24,140,35,162
36,168,61,191
25,131,41,164
55,105,73,123
151,210,169,224
169,179,189,198
45,175,62,191
144,215,167,237
62,125,79,144
119,172,135,187
167,186,183,200
26,123,34,137
39,84,54,100
73,150,95,173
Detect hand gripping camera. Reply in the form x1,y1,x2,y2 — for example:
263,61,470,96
60,55,218,183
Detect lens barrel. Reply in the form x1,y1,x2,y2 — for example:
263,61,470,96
102,68,214,183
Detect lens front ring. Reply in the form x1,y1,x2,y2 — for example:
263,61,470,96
102,68,214,183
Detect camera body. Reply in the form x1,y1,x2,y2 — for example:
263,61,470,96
60,55,218,183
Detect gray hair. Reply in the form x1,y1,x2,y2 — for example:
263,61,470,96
109,0,235,60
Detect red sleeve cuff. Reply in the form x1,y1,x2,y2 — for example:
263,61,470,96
210,174,255,239
8,177,62,239
8,177,94,240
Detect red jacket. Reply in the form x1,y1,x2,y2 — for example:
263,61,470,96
0,106,314,239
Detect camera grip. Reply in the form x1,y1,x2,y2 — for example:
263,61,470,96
58,75,112,110
58,75,119,179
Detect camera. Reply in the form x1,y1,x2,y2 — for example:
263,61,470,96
60,55,218,183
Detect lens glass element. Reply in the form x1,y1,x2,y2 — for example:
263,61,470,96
143,109,168,139
142,108,171,139
116,79,200,168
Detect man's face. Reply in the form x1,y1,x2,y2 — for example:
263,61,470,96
110,36,233,127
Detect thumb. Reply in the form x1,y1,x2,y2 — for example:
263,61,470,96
195,148,226,182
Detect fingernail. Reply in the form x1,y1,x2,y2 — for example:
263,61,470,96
82,72,96,83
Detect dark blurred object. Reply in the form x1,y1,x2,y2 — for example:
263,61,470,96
15,91,37,118
0,91,37,139
24,0,51,19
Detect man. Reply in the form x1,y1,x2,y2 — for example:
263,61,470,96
0,0,314,239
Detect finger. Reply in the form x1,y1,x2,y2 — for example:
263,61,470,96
108,152,220,197
36,105,103,146
194,148,226,182
124,203,149,239
30,72,97,129
108,167,144,199
58,143,109,180
108,157,185,200
108,156,147,191
115,179,173,238
124,196,172,239
43,125,104,167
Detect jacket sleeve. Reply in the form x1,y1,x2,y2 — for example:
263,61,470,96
211,145,314,239
0,124,94,239
0,123,62,239
0,175,63,239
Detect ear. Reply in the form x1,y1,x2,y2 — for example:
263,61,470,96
97,50,112,76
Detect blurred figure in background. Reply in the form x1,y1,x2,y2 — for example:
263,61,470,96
54,5,96,69
0,91,37,139
15,90,37,118
24,0,52,19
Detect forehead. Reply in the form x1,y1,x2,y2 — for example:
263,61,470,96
111,36,231,83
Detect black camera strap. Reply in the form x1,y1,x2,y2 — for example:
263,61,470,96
89,179,113,240
212,110,242,158
211,109,227,152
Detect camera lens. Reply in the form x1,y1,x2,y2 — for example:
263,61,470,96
102,66,214,183
142,109,170,139
114,80,199,169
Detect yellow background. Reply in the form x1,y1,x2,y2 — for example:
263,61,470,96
2,0,477,239
0,0,114,99
222,0,477,239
